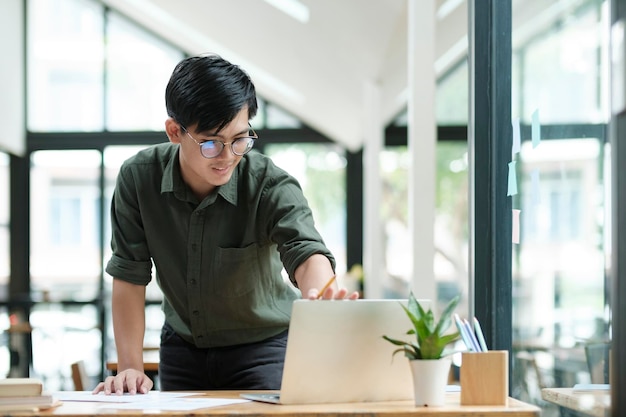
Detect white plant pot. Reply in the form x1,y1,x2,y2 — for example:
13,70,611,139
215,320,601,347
409,357,451,407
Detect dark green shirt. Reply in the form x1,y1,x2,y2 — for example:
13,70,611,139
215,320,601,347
106,143,335,348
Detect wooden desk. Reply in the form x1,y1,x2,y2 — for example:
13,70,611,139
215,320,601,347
541,387,610,417
36,391,540,417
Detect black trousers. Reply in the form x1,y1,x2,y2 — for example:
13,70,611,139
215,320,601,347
158,322,288,391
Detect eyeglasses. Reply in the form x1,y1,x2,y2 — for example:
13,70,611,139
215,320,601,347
180,125,257,159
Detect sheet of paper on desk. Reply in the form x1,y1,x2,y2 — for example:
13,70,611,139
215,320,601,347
53,391,249,411
102,397,250,411
53,391,190,403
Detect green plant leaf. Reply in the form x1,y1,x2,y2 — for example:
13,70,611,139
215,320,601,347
439,332,460,347
382,291,463,360
382,335,409,346
433,295,460,336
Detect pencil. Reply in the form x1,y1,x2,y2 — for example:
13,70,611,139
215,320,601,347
316,275,337,299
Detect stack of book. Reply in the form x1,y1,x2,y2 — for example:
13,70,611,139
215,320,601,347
0,378,58,411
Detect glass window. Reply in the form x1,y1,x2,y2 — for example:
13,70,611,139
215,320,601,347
105,11,184,131
380,141,468,311
392,61,469,127
30,303,100,390
512,138,606,396
30,150,102,300
436,62,469,125
0,152,8,378
513,1,608,124
510,0,609,410
27,0,105,132
0,308,10,378
266,104,302,129
0,153,8,300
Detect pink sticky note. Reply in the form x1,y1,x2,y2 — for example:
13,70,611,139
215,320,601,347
512,209,521,244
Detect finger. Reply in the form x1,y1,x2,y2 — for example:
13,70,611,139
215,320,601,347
139,378,154,394
103,376,115,395
125,374,140,395
133,375,152,394
306,288,319,299
321,286,334,299
333,288,348,299
113,375,126,395
92,382,105,394
348,291,360,300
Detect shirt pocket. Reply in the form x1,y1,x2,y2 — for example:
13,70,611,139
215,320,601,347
213,243,264,298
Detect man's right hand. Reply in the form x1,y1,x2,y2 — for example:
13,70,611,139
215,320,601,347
92,368,153,395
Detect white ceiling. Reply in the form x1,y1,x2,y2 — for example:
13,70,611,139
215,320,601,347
99,0,469,151
99,0,581,150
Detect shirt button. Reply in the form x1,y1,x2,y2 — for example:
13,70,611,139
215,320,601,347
193,310,200,316
190,279,197,285
191,244,197,251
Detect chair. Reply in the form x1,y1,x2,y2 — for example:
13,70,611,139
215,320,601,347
584,342,611,384
71,360,89,391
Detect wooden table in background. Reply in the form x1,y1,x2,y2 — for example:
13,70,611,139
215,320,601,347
31,391,540,417
105,361,160,374
106,348,160,378
542,387,610,417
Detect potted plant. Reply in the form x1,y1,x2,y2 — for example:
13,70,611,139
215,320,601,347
382,291,460,406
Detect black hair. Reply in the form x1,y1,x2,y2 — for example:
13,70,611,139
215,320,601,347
165,54,258,133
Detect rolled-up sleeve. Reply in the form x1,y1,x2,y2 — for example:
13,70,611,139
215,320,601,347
105,164,153,286
260,173,335,285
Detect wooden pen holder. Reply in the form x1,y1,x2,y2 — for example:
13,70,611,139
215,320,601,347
460,350,508,406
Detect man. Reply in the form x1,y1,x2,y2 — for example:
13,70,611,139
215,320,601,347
93,54,358,395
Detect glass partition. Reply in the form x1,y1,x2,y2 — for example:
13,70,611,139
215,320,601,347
511,138,607,405
510,0,609,411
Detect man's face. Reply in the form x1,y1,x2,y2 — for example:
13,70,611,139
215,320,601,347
176,107,251,198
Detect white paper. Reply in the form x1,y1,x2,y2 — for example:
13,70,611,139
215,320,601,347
101,397,250,411
54,391,197,403
52,391,250,411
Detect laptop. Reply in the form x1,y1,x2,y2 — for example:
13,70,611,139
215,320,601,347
241,298,430,405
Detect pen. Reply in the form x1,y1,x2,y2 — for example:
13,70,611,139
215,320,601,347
462,318,482,352
317,275,337,299
454,314,475,352
473,317,488,351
